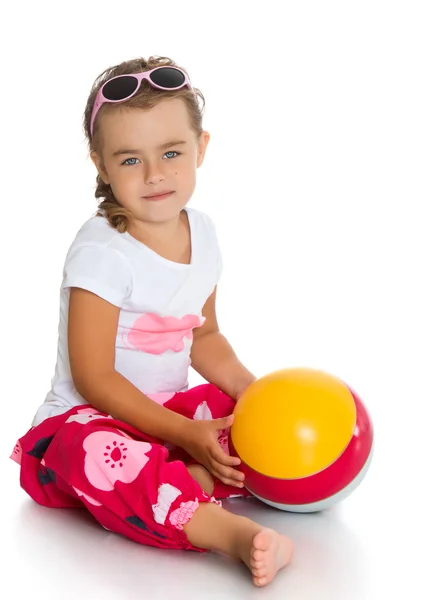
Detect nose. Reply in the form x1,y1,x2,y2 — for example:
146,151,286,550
144,161,165,185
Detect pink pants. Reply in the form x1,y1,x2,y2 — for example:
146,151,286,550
10,384,251,552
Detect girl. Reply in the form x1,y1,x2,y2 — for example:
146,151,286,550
10,55,294,587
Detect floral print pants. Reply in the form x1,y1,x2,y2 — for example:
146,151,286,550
10,384,251,552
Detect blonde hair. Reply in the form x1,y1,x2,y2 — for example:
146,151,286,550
83,55,205,232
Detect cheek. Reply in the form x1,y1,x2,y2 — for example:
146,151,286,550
115,169,138,188
176,171,196,189
109,174,139,200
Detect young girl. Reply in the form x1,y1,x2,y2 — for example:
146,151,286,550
10,55,294,587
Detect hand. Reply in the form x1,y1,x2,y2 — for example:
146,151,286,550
180,414,245,488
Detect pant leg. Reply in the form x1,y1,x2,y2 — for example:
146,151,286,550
13,405,221,552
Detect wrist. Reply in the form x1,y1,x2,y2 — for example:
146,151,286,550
232,374,257,401
165,412,192,447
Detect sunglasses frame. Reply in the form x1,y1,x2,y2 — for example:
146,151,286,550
90,66,192,136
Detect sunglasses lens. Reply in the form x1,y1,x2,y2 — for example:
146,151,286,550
102,76,138,101
150,67,186,88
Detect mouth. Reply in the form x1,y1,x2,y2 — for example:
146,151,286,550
143,191,175,201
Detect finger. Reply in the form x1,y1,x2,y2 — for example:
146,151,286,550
218,477,244,488
209,465,244,488
213,414,235,431
210,459,245,485
210,445,241,466
211,469,245,488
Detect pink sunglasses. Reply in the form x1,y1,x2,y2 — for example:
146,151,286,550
90,66,193,136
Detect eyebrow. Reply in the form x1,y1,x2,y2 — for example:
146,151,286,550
112,140,187,157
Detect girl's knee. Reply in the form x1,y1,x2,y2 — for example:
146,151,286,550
187,464,214,495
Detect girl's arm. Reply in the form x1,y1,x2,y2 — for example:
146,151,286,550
190,287,256,401
68,287,189,444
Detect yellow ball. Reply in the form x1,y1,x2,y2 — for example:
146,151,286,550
229,368,374,512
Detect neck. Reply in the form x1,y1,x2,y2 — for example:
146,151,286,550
128,211,185,246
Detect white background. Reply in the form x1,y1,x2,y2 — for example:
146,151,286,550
2,1,421,598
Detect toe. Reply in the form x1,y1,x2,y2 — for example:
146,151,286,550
252,548,264,562
254,576,268,587
254,530,271,551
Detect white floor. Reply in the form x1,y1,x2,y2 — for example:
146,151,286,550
4,417,421,600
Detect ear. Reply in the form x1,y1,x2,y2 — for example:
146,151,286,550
196,131,210,168
90,150,110,184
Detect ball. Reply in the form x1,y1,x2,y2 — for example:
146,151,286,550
229,368,374,512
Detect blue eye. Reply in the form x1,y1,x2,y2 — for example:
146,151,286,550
122,151,180,166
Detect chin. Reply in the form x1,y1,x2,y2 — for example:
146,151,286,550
136,205,187,223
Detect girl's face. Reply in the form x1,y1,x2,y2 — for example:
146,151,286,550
91,98,209,224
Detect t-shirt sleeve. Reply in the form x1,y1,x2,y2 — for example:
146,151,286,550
62,244,131,307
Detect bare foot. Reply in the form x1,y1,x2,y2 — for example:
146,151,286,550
183,501,293,587
244,528,294,587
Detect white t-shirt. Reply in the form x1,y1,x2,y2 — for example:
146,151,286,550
32,207,222,426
